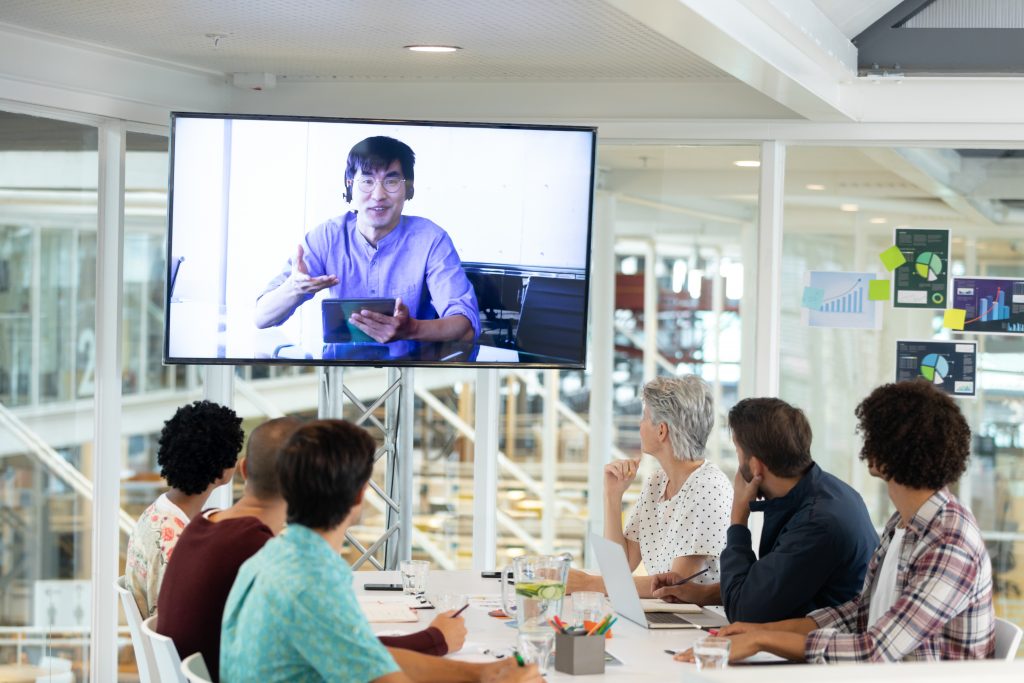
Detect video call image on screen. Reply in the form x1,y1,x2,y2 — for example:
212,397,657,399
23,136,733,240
164,114,596,367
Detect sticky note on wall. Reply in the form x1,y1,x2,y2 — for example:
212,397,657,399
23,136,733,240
943,309,967,330
802,286,824,310
879,245,907,271
868,279,891,301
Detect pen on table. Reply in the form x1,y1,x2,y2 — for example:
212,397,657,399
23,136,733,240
513,651,525,667
451,603,470,618
440,350,463,361
670,567,709,586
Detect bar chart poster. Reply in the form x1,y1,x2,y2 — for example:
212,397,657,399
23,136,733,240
952,276,1024,335
803,271,882,329
895,340,977,398
893,228,950,309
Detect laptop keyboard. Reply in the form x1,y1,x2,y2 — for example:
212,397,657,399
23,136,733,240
646,612,686,624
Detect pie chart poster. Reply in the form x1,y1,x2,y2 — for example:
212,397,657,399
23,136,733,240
952,276,1024,335
893,228,950,309
895,339,977,398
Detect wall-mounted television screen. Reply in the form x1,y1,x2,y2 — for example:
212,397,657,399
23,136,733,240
164,113,596,368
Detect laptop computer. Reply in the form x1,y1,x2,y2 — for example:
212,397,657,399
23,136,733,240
589,533,728,630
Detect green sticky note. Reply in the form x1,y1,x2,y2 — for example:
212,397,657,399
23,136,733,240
868,279,891,301
802,286,824,310
943,308,966,330
879,245,907,271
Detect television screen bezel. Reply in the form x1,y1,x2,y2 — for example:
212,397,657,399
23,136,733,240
163,111,597,370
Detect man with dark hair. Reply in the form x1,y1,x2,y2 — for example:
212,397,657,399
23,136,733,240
158,417,465,681
221,420,540,683
651,397,877,623
254,135,480,344
689,381,995,663
125,400,243,617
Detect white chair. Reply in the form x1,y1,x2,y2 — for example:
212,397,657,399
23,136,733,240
116,576,157,683
141,615,187,683
180,653,213,683
994,616,1023,660
34,655,73,683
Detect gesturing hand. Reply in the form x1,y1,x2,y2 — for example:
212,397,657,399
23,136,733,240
349,296,415,343
604,458,639,500
288,244,338,295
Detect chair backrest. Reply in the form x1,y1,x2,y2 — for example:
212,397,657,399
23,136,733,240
180,653,213,683
141,614,187,683
994,616,1023,660
116,575,157,683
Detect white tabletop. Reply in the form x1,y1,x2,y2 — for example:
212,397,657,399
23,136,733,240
686,659,1024,683
354,570,707,682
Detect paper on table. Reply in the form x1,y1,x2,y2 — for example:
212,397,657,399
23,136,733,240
638,599,702,613
358,598,419,622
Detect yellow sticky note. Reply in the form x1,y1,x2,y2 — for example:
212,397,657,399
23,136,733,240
943,308,966,330
868,279,890,301
879,245,907,271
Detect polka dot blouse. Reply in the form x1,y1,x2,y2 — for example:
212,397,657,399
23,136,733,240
622,460,732,580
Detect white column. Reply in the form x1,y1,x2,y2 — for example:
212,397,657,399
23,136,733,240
91,120,125,683
643,238,658,384
319,366,346,418
754,141,786,397
203,366,235,510
541,370,558,553
586,192,616,568
738,221,758,400
472,368,500,570
709,248,724,466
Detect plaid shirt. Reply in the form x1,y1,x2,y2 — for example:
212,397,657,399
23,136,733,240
805,489,994,662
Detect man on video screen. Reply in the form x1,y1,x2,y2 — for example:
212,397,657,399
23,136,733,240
254,136,480,343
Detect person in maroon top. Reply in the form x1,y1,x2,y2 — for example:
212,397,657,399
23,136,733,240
156,417,466,681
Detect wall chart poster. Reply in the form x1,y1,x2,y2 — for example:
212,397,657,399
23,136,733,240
803,271,882,329
893,228,950,309
951,276,1024,335
895,339,977,398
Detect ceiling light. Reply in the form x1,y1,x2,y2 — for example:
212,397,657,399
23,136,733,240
805,183,826,191
405,45,461,53
869,217,887,224
840,203,859,212
733,160,760,168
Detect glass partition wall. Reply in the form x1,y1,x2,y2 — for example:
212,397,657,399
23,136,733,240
781,145,1024,631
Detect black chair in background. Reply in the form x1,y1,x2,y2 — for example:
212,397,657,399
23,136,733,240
515,276,587,363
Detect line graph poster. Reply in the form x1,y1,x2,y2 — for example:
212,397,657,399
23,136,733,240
803,271,882,329
952,276,1024,335
892,228,950,309
895,340,977,398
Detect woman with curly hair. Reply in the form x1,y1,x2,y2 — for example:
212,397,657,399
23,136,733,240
125,400,243,617
679,379,995,664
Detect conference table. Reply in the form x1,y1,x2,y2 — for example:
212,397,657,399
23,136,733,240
355,570,721,682
356,571,1024,682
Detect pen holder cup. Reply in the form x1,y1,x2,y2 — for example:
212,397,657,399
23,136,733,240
554,632,605,675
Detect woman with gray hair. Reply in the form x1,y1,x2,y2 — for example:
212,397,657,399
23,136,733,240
570,375,732,597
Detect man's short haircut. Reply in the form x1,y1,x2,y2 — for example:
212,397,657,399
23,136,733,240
345,136,416,186
728,398,813,478
855,380,971,490
277,420,377,530
642,375,714,461
244,417,304,500
157,400,243,495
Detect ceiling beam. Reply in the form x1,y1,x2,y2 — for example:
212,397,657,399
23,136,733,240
605,0,856,121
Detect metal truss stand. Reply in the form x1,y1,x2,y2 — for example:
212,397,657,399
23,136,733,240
319,366,414,570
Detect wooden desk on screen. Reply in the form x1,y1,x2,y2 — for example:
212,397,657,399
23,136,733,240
0,665,46,683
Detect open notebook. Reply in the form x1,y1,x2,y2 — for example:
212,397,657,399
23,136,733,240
358,596,420,622
638,599,702,613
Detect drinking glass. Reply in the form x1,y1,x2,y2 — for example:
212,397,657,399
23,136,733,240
399,560,429,595
570,591,605,629
517,630,555,675
693,636,731,670
432,592,468,613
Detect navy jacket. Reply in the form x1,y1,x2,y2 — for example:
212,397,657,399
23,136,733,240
720,463,878,623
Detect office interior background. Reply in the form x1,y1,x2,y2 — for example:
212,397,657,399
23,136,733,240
1,0,1023,679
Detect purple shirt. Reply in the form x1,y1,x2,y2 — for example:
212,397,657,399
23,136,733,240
261,212,480,337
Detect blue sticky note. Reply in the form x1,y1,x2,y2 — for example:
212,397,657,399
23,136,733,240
802,286,825,310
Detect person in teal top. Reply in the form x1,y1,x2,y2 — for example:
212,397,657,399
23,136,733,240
220,419,539,683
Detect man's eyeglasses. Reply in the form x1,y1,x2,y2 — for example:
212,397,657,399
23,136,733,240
353,177,407,194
